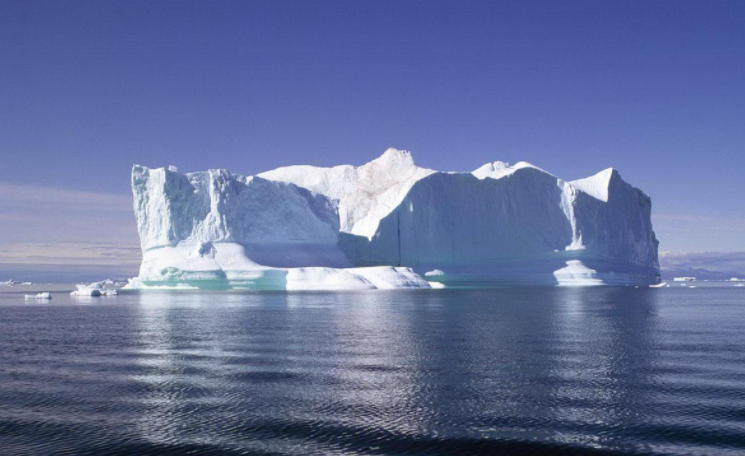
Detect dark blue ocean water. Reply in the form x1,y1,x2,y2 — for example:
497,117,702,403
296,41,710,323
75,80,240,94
1,285,744,455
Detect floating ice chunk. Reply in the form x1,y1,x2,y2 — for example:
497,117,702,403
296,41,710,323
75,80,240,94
425,269,445,277
70,280,120,297
25,292,51,300
71,287,102,297
70,282,107,297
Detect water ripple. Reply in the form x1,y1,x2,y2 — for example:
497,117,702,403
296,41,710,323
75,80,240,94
0,287,744,455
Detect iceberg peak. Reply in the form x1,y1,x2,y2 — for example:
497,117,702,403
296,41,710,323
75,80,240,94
472,161,511,180
375,147,415,166
570,167,622,202
471,160,547,180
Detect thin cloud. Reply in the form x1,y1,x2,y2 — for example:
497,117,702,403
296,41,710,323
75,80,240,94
659,251,745,273
0,183,132,211
0,182,139,246
0,242,141,266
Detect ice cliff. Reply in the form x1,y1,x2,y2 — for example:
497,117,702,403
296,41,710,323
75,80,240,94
127,148,659,290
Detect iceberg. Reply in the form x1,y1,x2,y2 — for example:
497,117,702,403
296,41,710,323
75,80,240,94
127,148,660,290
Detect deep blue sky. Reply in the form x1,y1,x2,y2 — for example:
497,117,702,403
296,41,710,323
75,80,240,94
1,0,744,279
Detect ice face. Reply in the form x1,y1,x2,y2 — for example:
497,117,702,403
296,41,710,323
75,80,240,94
129,149,660,290
259,148,435,238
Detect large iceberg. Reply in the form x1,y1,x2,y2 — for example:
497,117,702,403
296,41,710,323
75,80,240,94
126,149,659,290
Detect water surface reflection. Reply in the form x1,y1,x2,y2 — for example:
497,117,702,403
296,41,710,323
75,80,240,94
1,287,744,455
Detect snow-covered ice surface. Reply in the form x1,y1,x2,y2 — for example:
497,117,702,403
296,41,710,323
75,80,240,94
127,149,659,290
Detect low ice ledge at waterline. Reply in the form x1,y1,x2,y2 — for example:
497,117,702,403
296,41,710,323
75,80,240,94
126,148,660,290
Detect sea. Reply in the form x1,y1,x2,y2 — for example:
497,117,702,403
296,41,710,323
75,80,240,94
1,282,744,455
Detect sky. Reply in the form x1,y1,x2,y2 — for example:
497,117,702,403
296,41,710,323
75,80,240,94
1,0,744,281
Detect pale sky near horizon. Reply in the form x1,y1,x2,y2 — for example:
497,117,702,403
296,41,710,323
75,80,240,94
1,0,744,281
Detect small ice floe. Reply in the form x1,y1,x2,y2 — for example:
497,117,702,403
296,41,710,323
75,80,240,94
70,281,117,297
25,292,51,300
423,270,446,289
649,282,667,288
688,285,698,289
71,285,101,297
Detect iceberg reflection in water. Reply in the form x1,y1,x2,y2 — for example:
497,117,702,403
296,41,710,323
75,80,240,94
0,286,744,455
